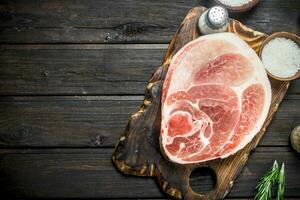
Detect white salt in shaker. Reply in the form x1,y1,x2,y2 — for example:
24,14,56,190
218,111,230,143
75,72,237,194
198,6,229,35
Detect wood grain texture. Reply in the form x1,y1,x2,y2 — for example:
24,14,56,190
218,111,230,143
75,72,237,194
0,44,165,95
0,0,299,43
0,147,299,198
0,95,299,148
0,44,299,95
112,7,293,200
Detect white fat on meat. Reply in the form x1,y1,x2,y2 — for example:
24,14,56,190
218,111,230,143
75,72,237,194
160,32,271,164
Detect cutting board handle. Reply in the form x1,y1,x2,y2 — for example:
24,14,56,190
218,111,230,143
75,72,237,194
186,165,218,200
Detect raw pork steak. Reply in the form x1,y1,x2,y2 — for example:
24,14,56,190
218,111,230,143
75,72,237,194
160,33,271,164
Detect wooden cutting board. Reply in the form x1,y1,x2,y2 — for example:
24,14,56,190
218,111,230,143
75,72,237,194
112,6,290,200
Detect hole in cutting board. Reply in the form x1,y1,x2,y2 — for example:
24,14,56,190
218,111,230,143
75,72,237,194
189,167,217,194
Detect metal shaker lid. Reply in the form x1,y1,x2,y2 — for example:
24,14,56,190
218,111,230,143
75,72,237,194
205,6,229,29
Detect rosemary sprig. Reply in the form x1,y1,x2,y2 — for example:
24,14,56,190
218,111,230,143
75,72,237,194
276,163,285,200
254,160,286,200
254,160,279,200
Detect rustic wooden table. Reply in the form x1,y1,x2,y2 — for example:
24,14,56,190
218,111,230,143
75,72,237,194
0,0,299,199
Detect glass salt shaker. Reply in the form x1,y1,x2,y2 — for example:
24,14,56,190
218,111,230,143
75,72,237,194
198,6,229,35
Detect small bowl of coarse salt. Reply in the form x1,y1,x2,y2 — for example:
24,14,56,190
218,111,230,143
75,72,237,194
215,0,260,12
259,32,300,81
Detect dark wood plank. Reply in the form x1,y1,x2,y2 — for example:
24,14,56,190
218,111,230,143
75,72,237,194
230,147,300,198
0,147,299,198
0,0,197,44
0,96,143,147
0,0,299,43
0,44,165,95
0,44,299,95
0,95,299,148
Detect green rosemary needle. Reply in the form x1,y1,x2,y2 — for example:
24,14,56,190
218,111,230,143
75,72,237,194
254,160,281,200
276,163,285,200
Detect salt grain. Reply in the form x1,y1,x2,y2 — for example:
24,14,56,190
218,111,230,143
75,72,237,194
261,37,300,78
218,0,252,7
